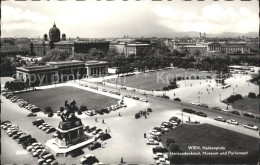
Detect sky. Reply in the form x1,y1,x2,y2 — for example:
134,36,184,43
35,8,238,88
1,0,259,38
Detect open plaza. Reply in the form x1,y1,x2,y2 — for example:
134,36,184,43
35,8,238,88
1,66,260,164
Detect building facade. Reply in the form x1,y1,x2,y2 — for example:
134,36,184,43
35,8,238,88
30,23,109,56
16,60,108,86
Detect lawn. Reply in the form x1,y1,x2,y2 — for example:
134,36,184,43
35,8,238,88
16,86,119,112
230,96,260,114
106,68,215,91
161,123,260,164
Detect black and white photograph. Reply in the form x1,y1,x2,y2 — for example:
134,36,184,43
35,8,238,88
0,0,259,164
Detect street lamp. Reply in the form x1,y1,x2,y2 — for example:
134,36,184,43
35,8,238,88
181,104,183,123
233,87,234,94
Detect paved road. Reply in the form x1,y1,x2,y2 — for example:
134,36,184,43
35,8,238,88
1,81,259,164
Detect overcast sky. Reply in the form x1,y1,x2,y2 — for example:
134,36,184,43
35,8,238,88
1,0,259,38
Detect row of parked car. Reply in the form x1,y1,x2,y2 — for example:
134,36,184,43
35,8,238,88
84,101,127,117
152,146,170,165
147,117,180,165
147,116,181,145
182,108,208,117
2,92,40,113
32,119,56,134
191,101,259,120
84,125,111,141
214,116,259,130
1,121,58,165
124,94,148,102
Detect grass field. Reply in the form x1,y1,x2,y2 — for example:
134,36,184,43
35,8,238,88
161,124,260,164
16,86,119,112
230,96,260,114
106,68,215,91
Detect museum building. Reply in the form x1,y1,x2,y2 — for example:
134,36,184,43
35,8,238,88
30,23,109,56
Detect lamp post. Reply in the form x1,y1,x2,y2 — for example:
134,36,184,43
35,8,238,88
233,87,234,94
181,103,183,123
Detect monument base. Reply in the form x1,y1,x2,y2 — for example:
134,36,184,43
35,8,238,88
45,137,95,156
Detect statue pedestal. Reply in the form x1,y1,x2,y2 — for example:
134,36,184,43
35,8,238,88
45,117,93,156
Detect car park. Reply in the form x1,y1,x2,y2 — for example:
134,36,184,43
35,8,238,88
243,123,258,130
214,116,226,122
227,119,239,125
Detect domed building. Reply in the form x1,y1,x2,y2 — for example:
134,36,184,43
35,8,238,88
30,23,109,56
49,23,61,43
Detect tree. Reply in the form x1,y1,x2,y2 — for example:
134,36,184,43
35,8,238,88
248,92,256,98
166,138,175,147
168,143,180,153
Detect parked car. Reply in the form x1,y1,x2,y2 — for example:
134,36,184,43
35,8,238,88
146,139,159,145
227,119,239,125
101,89,107,92
124,95,131,98
99,133,111,141
92,129,102,135
214,116,226,122
183,108,196,114
200,103,208,108
173,98,181,102
27,113,37,117
32,119,45,126
120,87,127,90
243,123,258,130
231,110,240,115
243,113,255,118
169,117,181,123
190,101,200,106
222,109,231,113
212,106,221,111
88,142,101,150
132,96,139,100
196,111,207,117
130,89,136,92
46,127,56,133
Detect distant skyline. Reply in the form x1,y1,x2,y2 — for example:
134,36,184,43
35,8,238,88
1,1,259,38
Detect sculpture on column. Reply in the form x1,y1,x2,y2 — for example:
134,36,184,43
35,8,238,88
60,99,78,122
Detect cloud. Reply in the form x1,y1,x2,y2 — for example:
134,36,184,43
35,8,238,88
153,3,258,34
2,5,49,33
1,2,258,37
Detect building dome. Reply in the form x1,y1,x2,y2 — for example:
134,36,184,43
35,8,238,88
62,33,66,41
49,23,60,42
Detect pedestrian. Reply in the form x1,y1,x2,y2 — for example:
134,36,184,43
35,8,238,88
102,119,104,124
174,93,176,96
95,117,97,122
188,117,190,121
119,112,121,117
144,133,146,138
236,85,238,87
212,87,213,90
207,88,208,91
105,129,107,133
144,114,147,119
120,157,124,163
